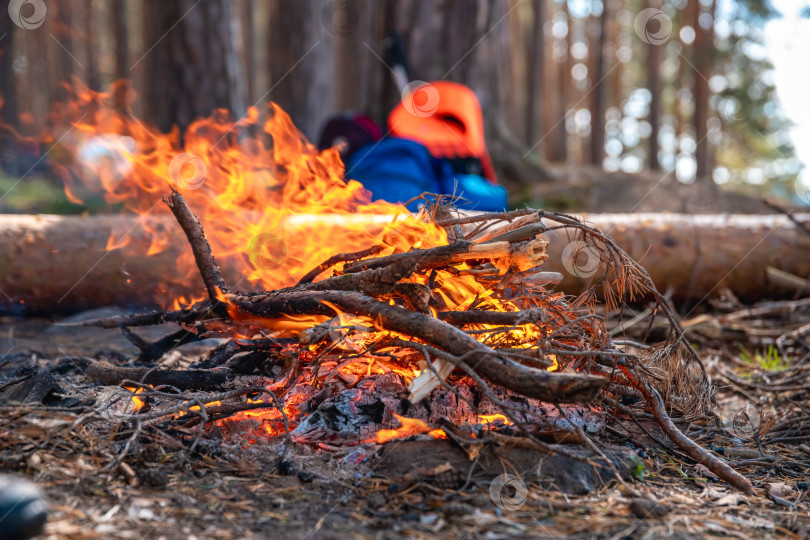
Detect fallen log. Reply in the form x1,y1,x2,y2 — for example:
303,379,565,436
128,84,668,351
541,213,810,303
3,212,808,313
0,214,185,314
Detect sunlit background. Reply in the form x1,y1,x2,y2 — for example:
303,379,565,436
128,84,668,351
765,0,810,200
0,0,809,211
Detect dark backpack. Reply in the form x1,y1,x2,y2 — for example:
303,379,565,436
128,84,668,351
317,114,382,161
346,137,507,212
345,137,448,211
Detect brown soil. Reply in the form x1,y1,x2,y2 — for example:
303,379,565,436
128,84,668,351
1,299,808,539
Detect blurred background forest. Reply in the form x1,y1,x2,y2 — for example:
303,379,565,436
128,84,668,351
0,0,804,213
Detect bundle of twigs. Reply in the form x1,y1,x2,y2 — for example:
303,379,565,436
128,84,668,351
73,188,754,493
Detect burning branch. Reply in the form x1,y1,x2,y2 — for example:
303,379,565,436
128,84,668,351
163,187,229,302
232,289,607,403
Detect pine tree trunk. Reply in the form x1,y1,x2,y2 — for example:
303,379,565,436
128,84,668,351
549,2,569,162
111,0,128,79
607,0,624,116
239,0,255,104
52,1,74,91
645,0,662,170
83,0,97,87
266,0,334,139
141,0,247,133
692,0,715,180
588,4,608,165
525,0,545,146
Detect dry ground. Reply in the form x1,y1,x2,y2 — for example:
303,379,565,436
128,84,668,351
1,296,808,540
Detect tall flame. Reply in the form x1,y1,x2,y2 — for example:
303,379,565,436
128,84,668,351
15,80,530,321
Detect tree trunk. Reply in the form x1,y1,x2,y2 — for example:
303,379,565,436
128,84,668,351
0,0,17,139
239,0,255,104
51,1,74,93
2,212,809,314
111,0,128,79
376,0,400,125
524,0,545,146
606,0,623,119
645,0,662,170
588,4,608,165
141,0,247,133
266,0,334,139
20,6,50,133
692,0,715,180
549,2,569,162
83,0,97,86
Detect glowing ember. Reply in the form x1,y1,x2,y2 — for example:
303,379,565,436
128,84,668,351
123,385,145,411
375,414,447,443
476,414,513,426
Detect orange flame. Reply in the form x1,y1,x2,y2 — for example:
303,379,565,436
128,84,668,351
18,80,540,326
36,81,459,301
123,385,145,411
375,413,447,443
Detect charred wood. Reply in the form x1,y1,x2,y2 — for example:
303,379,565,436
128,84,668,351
87,361,230,390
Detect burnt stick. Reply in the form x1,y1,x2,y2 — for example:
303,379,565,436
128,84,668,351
437,308,546,326
341,241,511,274
297,244,386,285
56,302,213,328
164,187,229,301
617,362,755,495
87,361,230,390
434,208,537,227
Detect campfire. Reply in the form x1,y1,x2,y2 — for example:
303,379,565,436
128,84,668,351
6,82,753,494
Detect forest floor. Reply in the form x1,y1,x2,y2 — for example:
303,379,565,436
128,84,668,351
508,164,789,215
1,295,808,540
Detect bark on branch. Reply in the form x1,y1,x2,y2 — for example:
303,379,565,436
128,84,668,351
164,187,229,301
231,289,607,403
